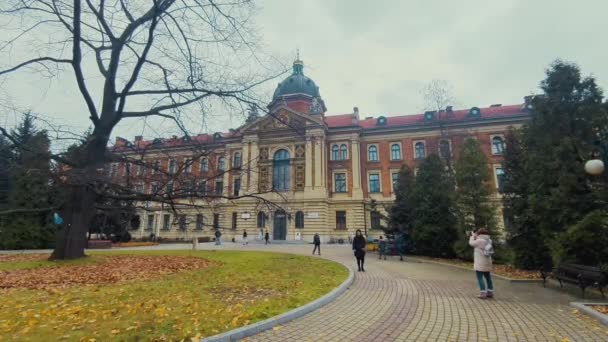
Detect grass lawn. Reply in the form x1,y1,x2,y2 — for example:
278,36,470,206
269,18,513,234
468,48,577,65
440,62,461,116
0,250,348,341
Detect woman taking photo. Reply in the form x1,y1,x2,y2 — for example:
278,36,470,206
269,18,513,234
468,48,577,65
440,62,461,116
468,228,494,299
352,229,367,272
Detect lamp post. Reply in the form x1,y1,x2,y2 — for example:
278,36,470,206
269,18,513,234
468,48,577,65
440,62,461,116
585,131,608,176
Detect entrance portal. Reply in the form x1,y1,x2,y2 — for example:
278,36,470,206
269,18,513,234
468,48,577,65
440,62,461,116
273,209,287,240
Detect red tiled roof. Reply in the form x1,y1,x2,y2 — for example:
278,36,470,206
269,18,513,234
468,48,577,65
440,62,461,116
325,104,528,129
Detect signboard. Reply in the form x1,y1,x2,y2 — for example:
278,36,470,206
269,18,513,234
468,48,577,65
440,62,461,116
241,213,251,219
295,231,301,241
307,212,319,219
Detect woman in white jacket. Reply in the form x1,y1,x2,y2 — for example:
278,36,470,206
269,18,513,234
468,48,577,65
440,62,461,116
468,228,494,299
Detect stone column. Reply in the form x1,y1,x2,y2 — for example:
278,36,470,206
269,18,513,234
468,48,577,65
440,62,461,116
314,136,323,187
305,136,313,190
351,136,363,198
248,139,259,192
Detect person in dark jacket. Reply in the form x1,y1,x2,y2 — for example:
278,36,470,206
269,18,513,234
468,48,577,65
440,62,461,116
312,233,321,255
264,230,270,245
242,230,248,245
352,229,367,272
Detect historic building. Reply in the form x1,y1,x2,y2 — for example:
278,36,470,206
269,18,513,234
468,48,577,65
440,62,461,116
112,58,531,242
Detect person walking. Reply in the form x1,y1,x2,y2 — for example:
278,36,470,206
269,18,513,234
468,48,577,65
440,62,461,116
264,230,270,245
312,233,321,255
352,229,367,272
242,230,248,245
214,229,222,246
469,228,494,299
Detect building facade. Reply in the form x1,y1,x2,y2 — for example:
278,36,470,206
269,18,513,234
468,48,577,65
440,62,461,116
113,59,531,242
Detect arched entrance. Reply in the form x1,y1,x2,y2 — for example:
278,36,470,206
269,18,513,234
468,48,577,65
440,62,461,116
273,209,287,240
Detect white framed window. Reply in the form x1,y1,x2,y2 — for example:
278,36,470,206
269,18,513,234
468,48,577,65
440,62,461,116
413,141,426,160
200,158,209,173
368,173,381,193
340,144,348,160
390,171,400,192
438,139,452,159
152,160,161,174
334,172,347,193
217,156,225,171
494,165,505,192
390,143,402,161
233,152,242,168
168,159,177,174
491,135,505,155
184,158,193,173
368,144,379,162
331,144,339,160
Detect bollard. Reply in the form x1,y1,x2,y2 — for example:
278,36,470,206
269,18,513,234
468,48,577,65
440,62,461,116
192,237,198,250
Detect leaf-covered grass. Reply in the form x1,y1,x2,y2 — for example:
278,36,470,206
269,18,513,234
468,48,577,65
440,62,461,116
0,250,348,341
0,254,100,271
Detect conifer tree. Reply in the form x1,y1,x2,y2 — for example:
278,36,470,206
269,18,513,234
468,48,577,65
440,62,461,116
410,154,457,257
389,165,415,234
453,138,497,259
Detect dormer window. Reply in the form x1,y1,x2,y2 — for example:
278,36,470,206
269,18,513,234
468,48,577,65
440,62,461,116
469,107,481,118
424,111,435,121
377,116,387,126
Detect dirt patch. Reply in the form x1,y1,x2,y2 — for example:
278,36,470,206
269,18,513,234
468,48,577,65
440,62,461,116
208,286,281,305
0,255,211,290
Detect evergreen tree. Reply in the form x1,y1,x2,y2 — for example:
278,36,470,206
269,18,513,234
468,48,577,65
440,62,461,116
410,154,458,257
502,60,608,269
389,165,415,234
0,135,12,208
0,115,54,249
453,138,497,259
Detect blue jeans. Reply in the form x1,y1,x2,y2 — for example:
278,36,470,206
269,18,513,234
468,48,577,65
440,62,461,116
476,271,493,292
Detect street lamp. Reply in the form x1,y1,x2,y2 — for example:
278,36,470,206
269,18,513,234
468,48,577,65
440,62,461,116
585,159,605,176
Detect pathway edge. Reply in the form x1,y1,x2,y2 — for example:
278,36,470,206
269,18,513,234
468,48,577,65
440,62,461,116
200,259,355,342
571,302,608,326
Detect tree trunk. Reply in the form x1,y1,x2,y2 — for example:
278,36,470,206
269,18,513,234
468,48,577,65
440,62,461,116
50,132,109,260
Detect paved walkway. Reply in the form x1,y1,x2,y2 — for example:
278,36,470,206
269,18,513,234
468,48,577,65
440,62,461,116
3,242,608,341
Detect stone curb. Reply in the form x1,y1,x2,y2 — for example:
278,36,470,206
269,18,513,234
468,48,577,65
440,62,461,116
408,257,544,283
571,302,608,326
200,259,355,342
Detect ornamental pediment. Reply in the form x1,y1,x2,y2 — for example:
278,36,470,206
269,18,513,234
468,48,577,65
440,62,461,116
240,106,324,134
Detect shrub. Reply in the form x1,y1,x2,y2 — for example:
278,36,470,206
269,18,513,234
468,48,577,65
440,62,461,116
554,210,608,266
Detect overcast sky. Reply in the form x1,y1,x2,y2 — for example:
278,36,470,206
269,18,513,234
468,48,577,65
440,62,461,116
1,0,607,146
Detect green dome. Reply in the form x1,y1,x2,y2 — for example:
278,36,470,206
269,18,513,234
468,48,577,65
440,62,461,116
272,60,320,100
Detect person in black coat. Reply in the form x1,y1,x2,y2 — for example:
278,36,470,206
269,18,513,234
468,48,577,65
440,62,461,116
352,229,367,272
312,233,321,255
264,230,270,245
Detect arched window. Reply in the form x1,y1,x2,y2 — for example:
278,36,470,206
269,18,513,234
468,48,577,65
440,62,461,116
368,145,378,161
414,142,426,159
218,156,225,171
439,140,451,159
200,158,208,173
492,136,505,155
233,152,242,168
391,144,401,160
273,149,290,191
257,212,266,228
332,145,339,160
295,211,304,229
340,144,348,160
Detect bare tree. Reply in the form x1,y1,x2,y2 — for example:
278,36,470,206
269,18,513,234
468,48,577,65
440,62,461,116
0,0,283,259
421,79,456,114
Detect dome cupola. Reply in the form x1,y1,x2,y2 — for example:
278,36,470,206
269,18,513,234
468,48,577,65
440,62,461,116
272,59,321,100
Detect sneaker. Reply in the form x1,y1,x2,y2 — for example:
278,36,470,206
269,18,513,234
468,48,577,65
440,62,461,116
486,291,494,299
477,292,487,299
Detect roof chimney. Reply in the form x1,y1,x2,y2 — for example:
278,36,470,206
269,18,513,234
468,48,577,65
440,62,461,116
490,104,502,107
364,116,373,120
134,135,143,142
446,106,453,113
353,107,359,115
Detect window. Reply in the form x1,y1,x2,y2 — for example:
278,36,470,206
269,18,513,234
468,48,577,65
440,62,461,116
179,215,187,230
295,211,304,229
109,163,117,177
336,211,346,230
200,158,209,173
439,140,451,159
332,144,339,160
414,142,426,159
146,214,154,230
162,214,171,230
182,181,194,196
168,159,177,174
196,214,204,230
334,173,347,193
184,158,193,173
391,172,399,191
371,212,382,230
232,212,238,230
233,178,241,196
273,149,290,191
233,152,242,168
257,212,266,228
390,144,401,160
215,181,223,195
198,181,207,195
151,183,159,194
213,214,220,229
218,156,225,171
340,144,348,160
153,160,161,174
492,136,505,155
134,183,144,193
369,174,380,193
368,145,378,161
137,164,145,176
124,163,131,176
495,167,505,192
166,182,174,195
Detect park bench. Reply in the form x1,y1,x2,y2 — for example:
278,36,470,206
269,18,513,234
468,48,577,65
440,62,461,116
87,240,112,249
549,263,606,298
377,239,405,261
